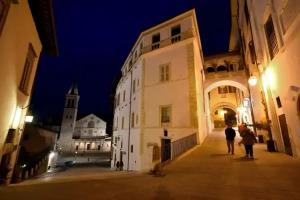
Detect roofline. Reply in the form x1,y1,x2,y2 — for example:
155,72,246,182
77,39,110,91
204,50,241,61
121,9,201,71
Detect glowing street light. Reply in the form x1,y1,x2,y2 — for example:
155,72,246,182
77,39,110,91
24,115,34,123
248,75,258,86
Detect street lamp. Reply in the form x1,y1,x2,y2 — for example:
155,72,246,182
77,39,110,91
248,75,258,86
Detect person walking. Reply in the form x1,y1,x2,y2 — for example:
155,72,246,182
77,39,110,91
225,123,236,155
239,124,257,159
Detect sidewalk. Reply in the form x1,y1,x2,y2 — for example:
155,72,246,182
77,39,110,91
1,130,300,200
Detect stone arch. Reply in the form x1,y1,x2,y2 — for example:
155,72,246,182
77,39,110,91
205,80,249,132
205,79,248,94
211,102,237,114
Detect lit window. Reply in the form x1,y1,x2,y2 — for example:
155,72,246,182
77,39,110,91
19,43,37,95
161,106,171,124
160,64,170,82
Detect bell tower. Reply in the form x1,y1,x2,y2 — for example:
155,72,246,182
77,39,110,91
58,83,79,152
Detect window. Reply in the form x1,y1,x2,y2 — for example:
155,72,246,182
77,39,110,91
98,145,101,150
123,91,126,102
88,121,95,128
76,145,79,150
152,33,160,50
160,64,170,82
121,117,124,129
131,145,133,153
265,15,278,59
19,43,37,94
136,114,138,125
139,42,143,55
171,25,181,43
161,106,171,124
0,0,10,36
132,79,136,94
116,93,120,106
131,112,135,128
276,96,282,108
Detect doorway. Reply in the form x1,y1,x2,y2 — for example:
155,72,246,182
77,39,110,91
278,114,293,156
161,139,171,163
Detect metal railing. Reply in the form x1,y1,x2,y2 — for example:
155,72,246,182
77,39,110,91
142,30,194,54
171,133,197,159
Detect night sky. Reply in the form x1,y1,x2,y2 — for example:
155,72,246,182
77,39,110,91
31,0,231,125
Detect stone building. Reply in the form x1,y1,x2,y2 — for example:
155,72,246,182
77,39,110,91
204,51,252,128
57,84,111,159
238,0,300,157
0,0,57,184
111,9,207,171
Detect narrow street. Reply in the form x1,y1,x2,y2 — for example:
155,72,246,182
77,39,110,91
1,130,300,200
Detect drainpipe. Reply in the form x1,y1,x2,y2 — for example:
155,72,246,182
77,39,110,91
127,69,133,170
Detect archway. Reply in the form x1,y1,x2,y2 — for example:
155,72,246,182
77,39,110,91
204,80,252,133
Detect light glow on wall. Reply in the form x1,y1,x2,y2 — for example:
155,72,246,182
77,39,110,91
262,67,276,90
12,106,22,129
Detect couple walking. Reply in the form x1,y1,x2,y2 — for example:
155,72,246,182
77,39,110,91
225,123,257,159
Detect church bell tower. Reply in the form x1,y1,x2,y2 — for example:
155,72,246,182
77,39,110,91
58,83,80,152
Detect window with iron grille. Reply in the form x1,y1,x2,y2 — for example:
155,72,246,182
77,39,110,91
264,16,278,59
19,43,37,94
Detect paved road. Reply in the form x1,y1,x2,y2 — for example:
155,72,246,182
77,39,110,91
1,130,300,200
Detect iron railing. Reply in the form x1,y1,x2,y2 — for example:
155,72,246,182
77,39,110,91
171,133,197,159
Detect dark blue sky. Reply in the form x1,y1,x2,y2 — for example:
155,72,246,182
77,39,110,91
31,0,231,123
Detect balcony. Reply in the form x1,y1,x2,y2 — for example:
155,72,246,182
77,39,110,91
142,30,194,54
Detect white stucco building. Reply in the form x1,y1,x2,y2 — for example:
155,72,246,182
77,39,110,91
0,0,57,184
57,84,111,156
111,9,207,172
238,0,300,157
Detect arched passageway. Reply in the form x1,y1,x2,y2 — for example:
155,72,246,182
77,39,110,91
204,80,253,132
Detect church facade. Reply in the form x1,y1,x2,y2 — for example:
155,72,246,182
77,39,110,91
57,84,111,156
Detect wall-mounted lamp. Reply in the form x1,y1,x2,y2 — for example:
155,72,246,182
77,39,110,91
248,75,258,86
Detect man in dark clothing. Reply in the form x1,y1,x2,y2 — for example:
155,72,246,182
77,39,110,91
225,123,236,155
